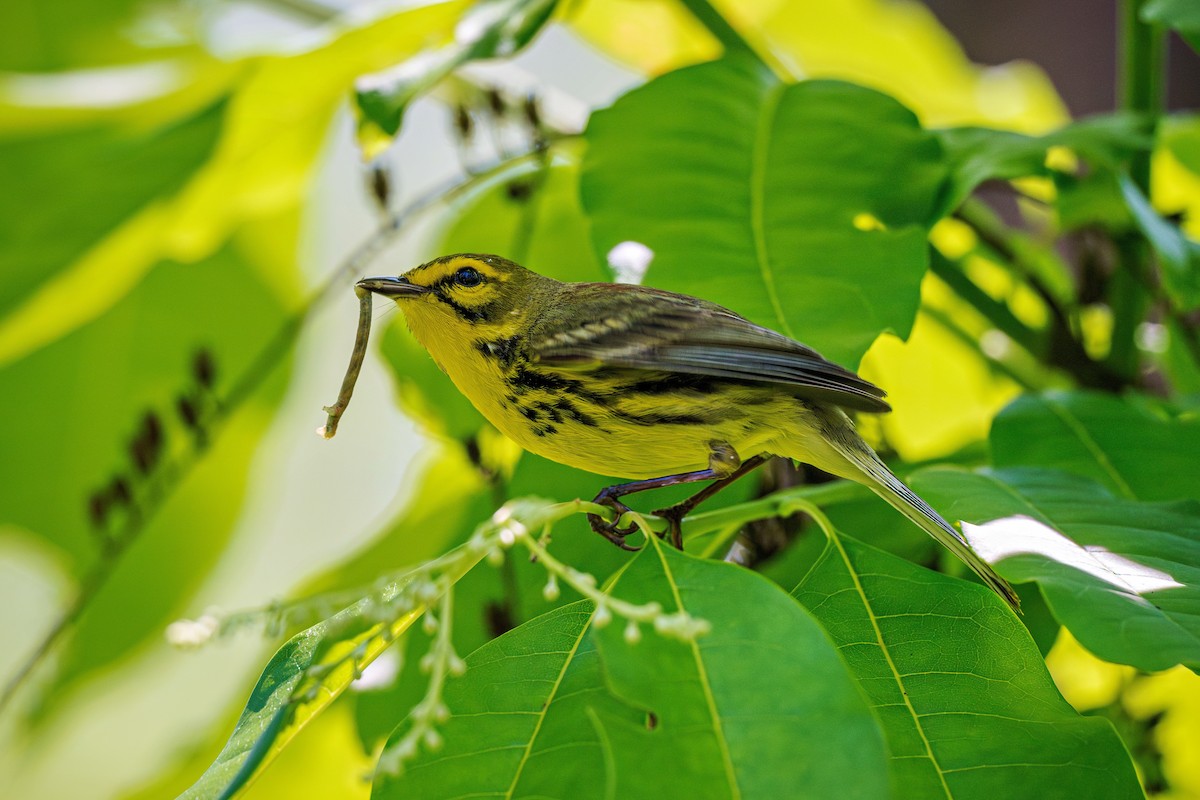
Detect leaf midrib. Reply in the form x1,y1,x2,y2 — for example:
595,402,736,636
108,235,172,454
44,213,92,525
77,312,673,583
1043,397,1137,499
654,541,742,800
749,77,794,340
503,609,591,799
826,532,954,799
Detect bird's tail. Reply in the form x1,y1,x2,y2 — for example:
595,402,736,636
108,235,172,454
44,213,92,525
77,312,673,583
810,408,1021,612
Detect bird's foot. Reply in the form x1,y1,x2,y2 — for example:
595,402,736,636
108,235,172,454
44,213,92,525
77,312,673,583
588,492,642,551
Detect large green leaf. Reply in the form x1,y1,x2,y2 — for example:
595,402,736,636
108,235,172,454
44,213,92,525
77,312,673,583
794,526,1142,798
582,58,944,367
375,538,889,799
990,391,1200,503
915,467,1200,673
591,540,888,799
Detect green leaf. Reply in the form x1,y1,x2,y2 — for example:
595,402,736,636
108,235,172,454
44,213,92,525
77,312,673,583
180,599,425,800
582,58,944,367
0,0,149,71
436,142,608,284
936,113,1152,214
914,466,1200,673
0,246,290,724
591,540,889,800
794,526,1143,798
1162,112,1200,175
376,538,889,799
990,391,1200,503
1142,0,1200,51
1118,173,1200,309
0,100,225,366
354,0,557,153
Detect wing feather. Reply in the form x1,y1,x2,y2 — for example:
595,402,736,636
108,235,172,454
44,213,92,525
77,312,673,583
529,283,890,413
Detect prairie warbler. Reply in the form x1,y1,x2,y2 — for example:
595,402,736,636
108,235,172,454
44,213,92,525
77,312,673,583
344,253,1018,610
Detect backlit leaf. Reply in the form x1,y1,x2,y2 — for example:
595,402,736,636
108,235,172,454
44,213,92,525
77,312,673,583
915,466,1200,673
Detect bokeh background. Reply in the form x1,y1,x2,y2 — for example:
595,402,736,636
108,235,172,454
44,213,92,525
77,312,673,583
1,1,1198,797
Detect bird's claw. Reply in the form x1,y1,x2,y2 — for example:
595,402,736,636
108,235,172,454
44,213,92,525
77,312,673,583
588,495,642,551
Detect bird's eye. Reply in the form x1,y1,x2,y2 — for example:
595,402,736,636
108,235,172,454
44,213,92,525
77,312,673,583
453,267,484,287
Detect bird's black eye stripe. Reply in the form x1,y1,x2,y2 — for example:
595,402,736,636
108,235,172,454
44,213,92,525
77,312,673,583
453,267,484,287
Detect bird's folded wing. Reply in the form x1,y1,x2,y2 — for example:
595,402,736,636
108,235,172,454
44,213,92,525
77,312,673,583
529,284,890,413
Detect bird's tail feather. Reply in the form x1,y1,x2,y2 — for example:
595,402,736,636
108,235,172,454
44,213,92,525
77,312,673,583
816,413,1021,612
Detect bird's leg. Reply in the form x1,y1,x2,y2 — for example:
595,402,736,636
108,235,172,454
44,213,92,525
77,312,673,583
589,471,716,550
654,453,770,548
588,443,765,550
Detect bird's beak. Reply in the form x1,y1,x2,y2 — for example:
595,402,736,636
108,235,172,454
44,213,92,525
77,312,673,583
356,276,429,297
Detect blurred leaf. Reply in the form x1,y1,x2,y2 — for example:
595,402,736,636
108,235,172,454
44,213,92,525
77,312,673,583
181,600,423,800
0,1,468,366
859,298,1022,462
1055,169,1132,230
936,113,1152,215
567,0,718,75
583,58,945,367
1118,173,1200,309
572,0,1067,134
990,391,1200,503
0,246,290,724
1142,0,1200,52
915,466,1200,673
0,0,149,71
169,0,470,267
1162,113,1200,176
0,55,239,136
306,447,494,596
0,100,225,367
793,528,1142,798
376,540,889,799
354,0,556,155
736,0,1067,131
436,142,607,283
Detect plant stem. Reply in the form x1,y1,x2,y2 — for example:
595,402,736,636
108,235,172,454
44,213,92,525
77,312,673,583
683,479,866,540
955,200,1127,390
1112,0,1165,383
1119,0,1165,192
920,308,1043,391
677,0,791,78
928,248,1044,357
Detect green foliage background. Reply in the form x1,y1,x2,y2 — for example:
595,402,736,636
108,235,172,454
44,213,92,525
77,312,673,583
2,1,1199,798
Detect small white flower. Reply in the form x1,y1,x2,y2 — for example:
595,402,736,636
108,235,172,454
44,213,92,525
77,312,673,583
607,241,654,284
165,613,220,648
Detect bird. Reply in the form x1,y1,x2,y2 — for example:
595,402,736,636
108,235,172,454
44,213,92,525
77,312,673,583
354,252,1019,610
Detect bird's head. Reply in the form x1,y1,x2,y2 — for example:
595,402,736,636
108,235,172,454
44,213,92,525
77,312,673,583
358,253,553,351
